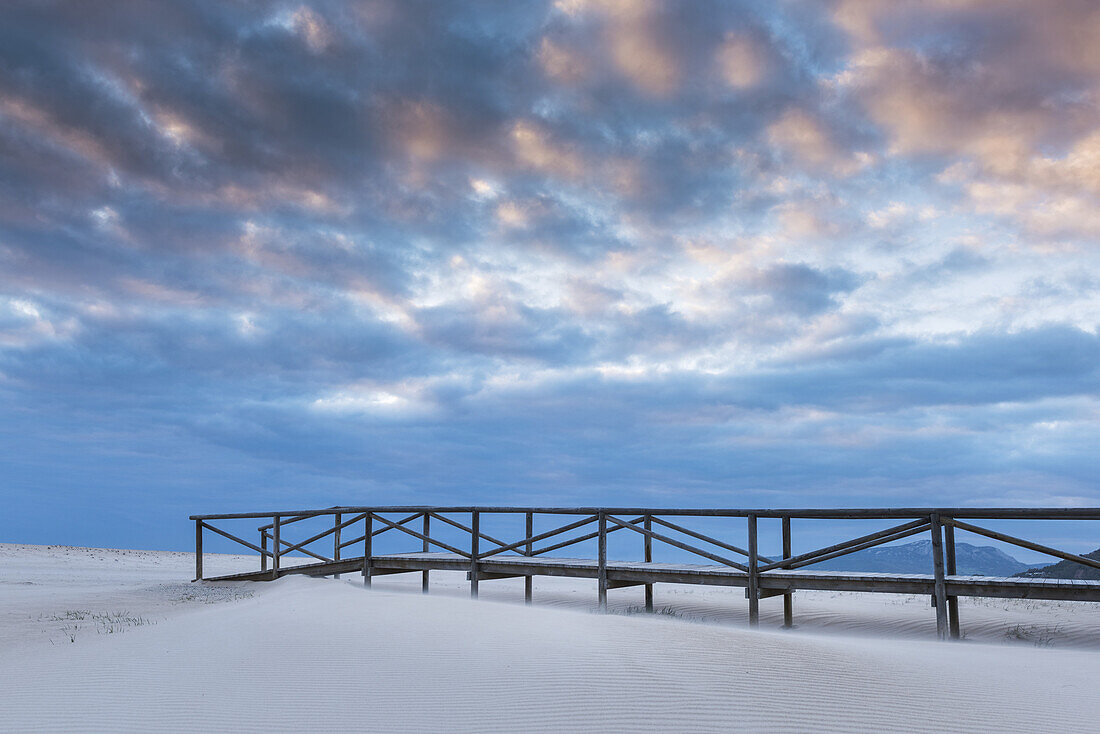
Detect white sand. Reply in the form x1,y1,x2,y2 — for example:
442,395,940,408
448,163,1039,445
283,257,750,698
2,544,1099,732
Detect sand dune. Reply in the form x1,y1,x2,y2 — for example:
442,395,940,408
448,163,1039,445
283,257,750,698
2,544,1099,732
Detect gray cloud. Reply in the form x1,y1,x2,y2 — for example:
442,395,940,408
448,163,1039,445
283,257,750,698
1,1,1098,548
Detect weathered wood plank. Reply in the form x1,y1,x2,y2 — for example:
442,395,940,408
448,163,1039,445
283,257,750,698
193,506,1100,522
598,511,607,611
465,571,526,581
944,522,959,639
782,516,793,628
194,519,202,582
422,513,429,594
930,513,948,640
334,513,342,580
525,511,533,605
747,514,759,627
470,511,480,598
644,514,653,612
363,513,372,587
272,515,281,580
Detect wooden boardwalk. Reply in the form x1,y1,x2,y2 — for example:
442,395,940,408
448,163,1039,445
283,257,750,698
190,506,1100,639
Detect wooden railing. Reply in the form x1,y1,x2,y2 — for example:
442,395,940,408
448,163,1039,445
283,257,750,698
191,507,1100,640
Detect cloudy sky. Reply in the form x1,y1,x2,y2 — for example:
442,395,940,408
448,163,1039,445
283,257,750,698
2,0,1099,548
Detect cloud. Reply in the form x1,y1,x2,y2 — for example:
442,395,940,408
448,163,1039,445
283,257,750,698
715,32,768,90
749,263,862,317
1,0,1099,548
834,0,1100,243
766,108,865,177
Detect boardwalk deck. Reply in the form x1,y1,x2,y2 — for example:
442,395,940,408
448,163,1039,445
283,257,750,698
200,551,1100,603
190,506,1100,639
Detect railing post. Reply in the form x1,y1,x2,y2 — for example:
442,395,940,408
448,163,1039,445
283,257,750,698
470,510,480,598
272,515,281,580
644,513,653,612
524,511,533,605
334,512,342,580
269,517,279,581
260,530,268,572
363,513,373,587
747,514,759,627
944,520,960,639
782,516,793,628
194,520,203,582
597,510,608,611
422,513,430,594
930,512,948,640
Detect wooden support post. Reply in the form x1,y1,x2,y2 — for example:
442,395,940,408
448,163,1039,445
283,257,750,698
644,514,653,612
944,521,960,639
524,511,533,605
260,531,268,572
747,514,759,627
782,516,793,628
272,515,281,580
930,513,948,640
363,513,372,587
597,511,608,611
422,513,430,594
334,513,342,580
195,520,203,582
470,511,480,598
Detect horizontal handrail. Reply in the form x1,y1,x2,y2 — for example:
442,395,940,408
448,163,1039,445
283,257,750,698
257,506,343,532
194,506,1100,521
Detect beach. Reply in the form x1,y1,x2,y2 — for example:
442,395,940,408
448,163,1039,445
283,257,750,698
2,543,1099,732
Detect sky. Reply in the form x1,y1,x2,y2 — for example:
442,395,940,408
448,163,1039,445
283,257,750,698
1,0,1099,550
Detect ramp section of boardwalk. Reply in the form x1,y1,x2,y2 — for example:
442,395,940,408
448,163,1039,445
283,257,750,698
189,507,1100,640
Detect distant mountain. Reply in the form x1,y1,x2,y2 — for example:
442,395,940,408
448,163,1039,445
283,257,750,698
1015,549,1100,580
785,539,1042,576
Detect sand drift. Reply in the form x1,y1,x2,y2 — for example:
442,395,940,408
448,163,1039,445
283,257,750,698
3,543,1100,732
